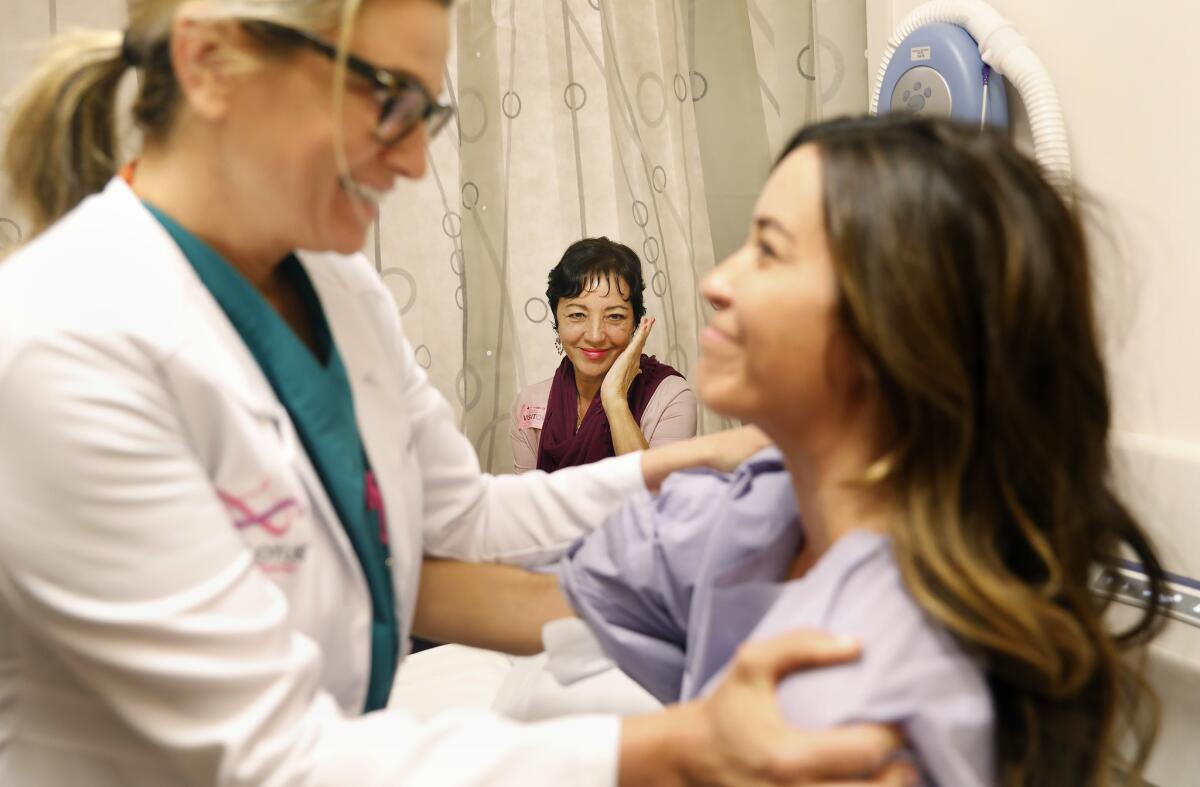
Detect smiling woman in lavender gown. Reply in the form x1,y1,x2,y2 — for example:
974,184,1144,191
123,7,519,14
416,114,1170,787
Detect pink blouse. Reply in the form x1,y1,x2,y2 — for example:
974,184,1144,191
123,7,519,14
509,375,697,473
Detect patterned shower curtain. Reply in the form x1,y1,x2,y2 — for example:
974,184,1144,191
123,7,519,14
0,0,869,473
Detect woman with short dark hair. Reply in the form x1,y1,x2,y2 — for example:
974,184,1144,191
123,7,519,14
511,237,696,473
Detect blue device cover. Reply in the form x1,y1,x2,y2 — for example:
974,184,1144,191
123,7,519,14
877,22,1008,127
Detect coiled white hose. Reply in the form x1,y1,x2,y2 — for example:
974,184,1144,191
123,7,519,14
870,0,1072,193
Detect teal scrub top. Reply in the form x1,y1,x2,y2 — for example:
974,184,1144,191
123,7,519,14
146,204,398,712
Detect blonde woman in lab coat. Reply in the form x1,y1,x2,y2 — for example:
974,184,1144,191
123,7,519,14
0,1,915,785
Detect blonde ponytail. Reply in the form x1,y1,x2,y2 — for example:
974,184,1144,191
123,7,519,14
3,31,128,236
2,0,430,239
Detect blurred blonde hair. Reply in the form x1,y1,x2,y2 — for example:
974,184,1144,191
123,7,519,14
2,0,364,237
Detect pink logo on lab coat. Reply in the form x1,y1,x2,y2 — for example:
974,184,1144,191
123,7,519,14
218,479,303,537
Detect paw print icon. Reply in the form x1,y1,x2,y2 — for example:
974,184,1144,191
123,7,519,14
902,81,935,112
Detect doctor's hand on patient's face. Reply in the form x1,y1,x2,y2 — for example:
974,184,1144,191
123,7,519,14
619,630,913,787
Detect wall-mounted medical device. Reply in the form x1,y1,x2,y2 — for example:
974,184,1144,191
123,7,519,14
876,22,1007,128
870,0,1071,193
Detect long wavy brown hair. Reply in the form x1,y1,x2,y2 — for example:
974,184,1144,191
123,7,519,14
783,114,1167,786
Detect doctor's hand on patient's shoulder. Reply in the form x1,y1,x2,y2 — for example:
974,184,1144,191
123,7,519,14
698,425,772,473
617,631,914,787
641,425,772,490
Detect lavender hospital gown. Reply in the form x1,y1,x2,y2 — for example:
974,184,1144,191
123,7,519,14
557,448,995,787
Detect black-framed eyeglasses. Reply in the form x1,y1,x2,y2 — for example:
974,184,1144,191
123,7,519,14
242,20,454,146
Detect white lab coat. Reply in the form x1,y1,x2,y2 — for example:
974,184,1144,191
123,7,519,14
0,179,642,786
